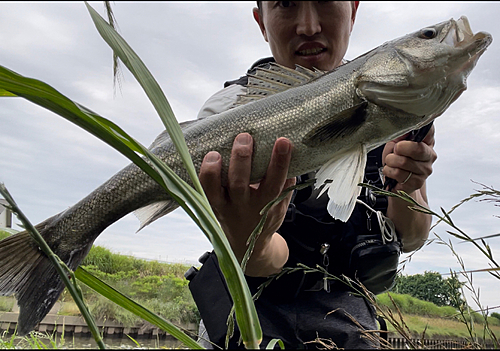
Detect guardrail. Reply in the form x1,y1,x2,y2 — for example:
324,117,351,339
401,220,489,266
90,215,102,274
388,336,496,349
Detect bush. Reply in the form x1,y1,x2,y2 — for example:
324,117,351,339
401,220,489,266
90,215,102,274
82,245,191,277
74,245,199,324
488,315,500,326
89,295,141,327
0,230,11,241
0,296,14,312
82,246,135,274
491,312,500,321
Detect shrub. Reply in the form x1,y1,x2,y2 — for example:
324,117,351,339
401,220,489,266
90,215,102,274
0,230,11,241
89,295,140,327
491,312,500,321
73,245,199,324
0,296,14,312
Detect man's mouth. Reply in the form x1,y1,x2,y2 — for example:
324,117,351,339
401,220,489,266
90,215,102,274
297,47,327,56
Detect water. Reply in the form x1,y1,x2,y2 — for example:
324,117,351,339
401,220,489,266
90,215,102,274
65,335,185,349
1,332,187,349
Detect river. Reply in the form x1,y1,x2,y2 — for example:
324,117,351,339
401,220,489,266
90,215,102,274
2,333,187,349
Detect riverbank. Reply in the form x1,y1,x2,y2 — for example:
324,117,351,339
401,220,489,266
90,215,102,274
0,309,197,341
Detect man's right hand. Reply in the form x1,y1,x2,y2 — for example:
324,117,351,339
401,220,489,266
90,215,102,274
199,133,295,277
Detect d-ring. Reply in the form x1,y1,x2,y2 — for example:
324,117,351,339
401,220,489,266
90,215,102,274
401,171,412,185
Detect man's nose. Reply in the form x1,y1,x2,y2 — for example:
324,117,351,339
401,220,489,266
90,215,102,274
296,3,321,37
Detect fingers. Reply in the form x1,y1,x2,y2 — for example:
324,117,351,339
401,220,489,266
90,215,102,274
382,126,438,191
382,145,437,191
227,133,253,199
393,140,435,162
199,151,225,207
199,133,295,259
259,137,293,199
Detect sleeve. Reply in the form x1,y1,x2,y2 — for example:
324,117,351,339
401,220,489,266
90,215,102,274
196,84,247,120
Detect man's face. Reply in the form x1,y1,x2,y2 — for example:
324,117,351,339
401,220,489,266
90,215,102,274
254,1,358,72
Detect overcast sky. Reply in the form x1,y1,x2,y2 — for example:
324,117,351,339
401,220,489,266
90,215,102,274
1,2,499,311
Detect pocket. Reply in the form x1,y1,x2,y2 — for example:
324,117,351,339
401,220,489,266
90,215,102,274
349,235,402,295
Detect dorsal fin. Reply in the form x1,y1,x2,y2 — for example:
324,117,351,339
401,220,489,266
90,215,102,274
233,63,325,107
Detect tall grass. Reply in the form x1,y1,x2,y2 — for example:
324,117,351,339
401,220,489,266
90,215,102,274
364,183,500,349
77,246,199,325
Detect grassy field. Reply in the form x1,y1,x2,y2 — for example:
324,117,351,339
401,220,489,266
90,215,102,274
385,313,500,339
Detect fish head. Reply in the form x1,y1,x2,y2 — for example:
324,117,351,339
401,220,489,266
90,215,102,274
357,16,492,125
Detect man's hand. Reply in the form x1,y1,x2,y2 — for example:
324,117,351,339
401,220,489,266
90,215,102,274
199,133,294,277
382,124,437,197
382,124,437,252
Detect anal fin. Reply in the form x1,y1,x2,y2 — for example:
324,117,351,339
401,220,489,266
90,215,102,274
134,200,179,232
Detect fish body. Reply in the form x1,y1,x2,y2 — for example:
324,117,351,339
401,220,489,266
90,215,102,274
0,16,492,335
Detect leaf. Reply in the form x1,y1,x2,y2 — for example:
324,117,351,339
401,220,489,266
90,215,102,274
266,339,285,349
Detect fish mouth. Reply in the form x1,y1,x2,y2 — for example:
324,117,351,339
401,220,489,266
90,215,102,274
444,16,492,57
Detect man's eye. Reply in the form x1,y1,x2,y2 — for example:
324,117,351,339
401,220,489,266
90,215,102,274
278,1,295,8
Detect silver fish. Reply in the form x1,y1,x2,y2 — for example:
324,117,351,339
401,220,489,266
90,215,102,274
0,16,492,335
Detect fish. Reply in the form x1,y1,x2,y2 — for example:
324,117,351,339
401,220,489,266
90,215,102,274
0,16,492,335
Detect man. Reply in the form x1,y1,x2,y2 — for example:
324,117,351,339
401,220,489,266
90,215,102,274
192,1,436,349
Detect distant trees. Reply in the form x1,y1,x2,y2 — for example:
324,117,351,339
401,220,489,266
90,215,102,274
392,271,465,309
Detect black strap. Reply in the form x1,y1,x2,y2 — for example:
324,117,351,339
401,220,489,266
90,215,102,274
376,315,389,342
224,57,275,88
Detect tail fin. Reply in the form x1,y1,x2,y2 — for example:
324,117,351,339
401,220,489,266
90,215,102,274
0,229,67,336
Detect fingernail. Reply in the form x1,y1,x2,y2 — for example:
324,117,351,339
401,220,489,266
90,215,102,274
236,133,251,146
277,140,290,155
205,151,220,163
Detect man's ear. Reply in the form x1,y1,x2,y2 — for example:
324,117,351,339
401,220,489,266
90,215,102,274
253,7,268,42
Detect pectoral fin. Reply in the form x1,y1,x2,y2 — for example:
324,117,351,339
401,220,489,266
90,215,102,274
302,101,367,147
315,144,367,222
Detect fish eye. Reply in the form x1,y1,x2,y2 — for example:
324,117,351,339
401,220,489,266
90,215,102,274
419,28,437,39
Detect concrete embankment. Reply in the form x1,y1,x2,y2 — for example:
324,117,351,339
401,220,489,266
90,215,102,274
0,303,197,339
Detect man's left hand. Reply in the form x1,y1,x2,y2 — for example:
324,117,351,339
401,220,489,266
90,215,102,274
382,124,437,194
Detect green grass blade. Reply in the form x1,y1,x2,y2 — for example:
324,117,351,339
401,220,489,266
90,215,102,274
266,339,285,349
75,267,203,349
